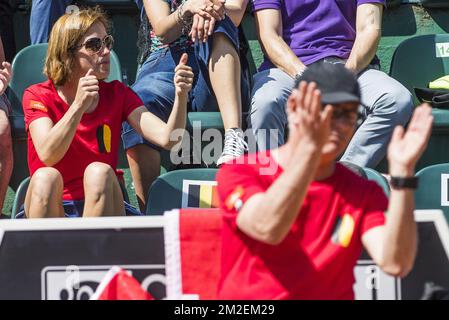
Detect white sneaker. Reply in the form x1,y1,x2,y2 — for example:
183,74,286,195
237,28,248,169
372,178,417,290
216,128,248,166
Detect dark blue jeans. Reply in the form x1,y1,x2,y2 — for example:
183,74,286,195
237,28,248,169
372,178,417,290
122,16,250,150
30,0,73,44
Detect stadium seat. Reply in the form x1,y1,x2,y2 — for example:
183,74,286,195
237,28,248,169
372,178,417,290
415,163,449,223
386,0,401,8
10,176,30,219
390,34,449,170
362,167,390,197
420,0,449,8
11,175,130,219
146,168,219,215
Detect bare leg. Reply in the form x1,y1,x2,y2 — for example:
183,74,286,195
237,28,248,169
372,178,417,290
209,33,242,129
82,162,124,217
25,167,64,218
0,110,12,212
126,145,160,212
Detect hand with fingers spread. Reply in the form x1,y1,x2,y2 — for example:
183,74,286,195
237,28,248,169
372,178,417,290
174,53,194,96
387,103,433,176
0,62,12,96
287,81,333,151
73,68,99,113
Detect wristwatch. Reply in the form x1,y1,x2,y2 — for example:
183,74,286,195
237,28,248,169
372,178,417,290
390,176,419,190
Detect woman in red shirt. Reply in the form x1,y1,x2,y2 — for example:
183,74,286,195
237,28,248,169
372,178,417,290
21,7,193,218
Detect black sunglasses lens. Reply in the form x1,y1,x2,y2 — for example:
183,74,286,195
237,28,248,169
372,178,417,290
85,38,102,52
104,36,114,50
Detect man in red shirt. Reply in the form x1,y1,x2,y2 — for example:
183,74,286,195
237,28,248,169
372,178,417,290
216,63,433,299
20,7,193,218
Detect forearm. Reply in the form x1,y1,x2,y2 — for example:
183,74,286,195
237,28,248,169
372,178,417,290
224,3,246,27
381,163,417,276
140,93,187,149
144,1,185,44
238,144,321,244
36,106,84,166
345,28,381,74
381,189,417,276
260,34,305,78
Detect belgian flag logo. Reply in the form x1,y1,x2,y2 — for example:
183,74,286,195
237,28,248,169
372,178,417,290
181,180,220,209
97,124,112,153
331,213,355,248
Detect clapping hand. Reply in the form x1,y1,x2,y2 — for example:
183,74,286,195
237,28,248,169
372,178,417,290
387,104,433,176
287,81,333,150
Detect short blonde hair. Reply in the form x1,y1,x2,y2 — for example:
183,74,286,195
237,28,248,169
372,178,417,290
44,7,111,86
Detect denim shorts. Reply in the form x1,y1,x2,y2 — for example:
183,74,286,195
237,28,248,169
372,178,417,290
15,200,143,218
122,16,250,151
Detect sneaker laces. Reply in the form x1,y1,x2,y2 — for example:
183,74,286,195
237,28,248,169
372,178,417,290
221,129,248,158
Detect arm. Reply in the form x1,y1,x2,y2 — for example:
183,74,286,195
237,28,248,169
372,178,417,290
224,0,248,27
236,82,333,245
254,8,305,78
345,3,383,74
29,107,85,166
127,53,193,149
362,104,433,277
28,69,99,166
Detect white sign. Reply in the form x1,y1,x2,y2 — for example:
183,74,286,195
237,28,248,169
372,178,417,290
354,261,400,300
436,43,449,58
41,264,166,300
441,174,449,206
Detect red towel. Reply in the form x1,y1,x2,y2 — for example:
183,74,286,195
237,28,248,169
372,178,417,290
165,208,223,300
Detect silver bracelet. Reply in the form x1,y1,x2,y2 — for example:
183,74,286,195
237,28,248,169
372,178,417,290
176,1,193,35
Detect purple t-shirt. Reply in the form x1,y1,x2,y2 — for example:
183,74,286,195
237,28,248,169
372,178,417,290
252,0,385,71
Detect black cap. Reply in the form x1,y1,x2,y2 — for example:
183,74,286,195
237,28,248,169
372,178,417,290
295,63,361,105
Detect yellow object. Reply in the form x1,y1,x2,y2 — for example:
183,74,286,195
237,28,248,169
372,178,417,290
338,214,355,248
429,75,449,90
103,124,111,153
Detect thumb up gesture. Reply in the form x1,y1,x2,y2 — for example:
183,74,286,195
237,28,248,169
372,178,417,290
174,53,194,97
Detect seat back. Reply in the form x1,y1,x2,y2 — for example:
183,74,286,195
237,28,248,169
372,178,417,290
390,35,449,169
362,167,390,197
415,163,449,223
420,0,449,8
146,168,219,215
390,34,449,104
11,177,30,219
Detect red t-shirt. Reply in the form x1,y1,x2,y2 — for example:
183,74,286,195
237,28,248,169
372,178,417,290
216,152,388,300
23,80,143,200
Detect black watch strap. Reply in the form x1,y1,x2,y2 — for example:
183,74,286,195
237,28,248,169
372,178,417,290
390,176,419,190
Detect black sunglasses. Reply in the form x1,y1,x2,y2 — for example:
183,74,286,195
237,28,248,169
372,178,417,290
78,35,114,54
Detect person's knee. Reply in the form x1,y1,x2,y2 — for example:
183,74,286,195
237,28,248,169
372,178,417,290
376,86,414,124
30,167,63,199
250,88,287,127
84,162,115,193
